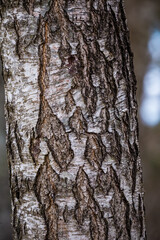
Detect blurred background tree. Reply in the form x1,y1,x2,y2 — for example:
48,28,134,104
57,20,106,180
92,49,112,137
126,1,160,240
0,0,160,239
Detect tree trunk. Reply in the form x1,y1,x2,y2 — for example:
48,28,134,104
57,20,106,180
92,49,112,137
0,0,146,239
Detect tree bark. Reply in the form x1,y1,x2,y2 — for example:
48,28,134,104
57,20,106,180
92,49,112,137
0,0,146,239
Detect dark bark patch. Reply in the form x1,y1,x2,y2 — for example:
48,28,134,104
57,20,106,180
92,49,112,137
63,205,69,223
13,17,22,59
96,169,112,195
29,129,41,165
34,154,59,240
100,107,110,133
76,35,97,114
37,99,74,169
69,106,87,138
23,0,35,14
84,133,106,169
110,167,132,240
7,123,15,162
13,205,23,240
65,90,75,113
128,141,138,194
73,167,108,239
14,122,24,163
138,194,144,238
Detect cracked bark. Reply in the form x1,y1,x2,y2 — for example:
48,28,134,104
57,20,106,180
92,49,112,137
0,0,146,239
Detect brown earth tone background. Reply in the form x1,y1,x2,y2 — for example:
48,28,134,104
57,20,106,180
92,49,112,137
126,1,160,240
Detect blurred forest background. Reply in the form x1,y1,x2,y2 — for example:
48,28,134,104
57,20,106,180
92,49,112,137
0,0,160,239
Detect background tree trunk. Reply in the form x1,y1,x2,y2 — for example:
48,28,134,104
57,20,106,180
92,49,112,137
0,0,146,239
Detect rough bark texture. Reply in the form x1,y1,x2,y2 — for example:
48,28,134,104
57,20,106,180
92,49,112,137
0,0,146,239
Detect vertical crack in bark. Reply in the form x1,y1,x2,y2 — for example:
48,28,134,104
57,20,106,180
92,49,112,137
13,16,21,59
65,90,75,113
14,121,24,163
11,173,34,238
34,154,59,240
76,32,97,115
23,0,35,14
35,21,74,170
69,106,87,138
7,123,15,162
110,167,132,239
84,133,106,169
50,0,99,115
128,141,138,194
12,205,23,240
63,205,69,223
37,99,74,169
73,167,108,239
100,107,110,133
96,166,144,239
29,129,41,165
